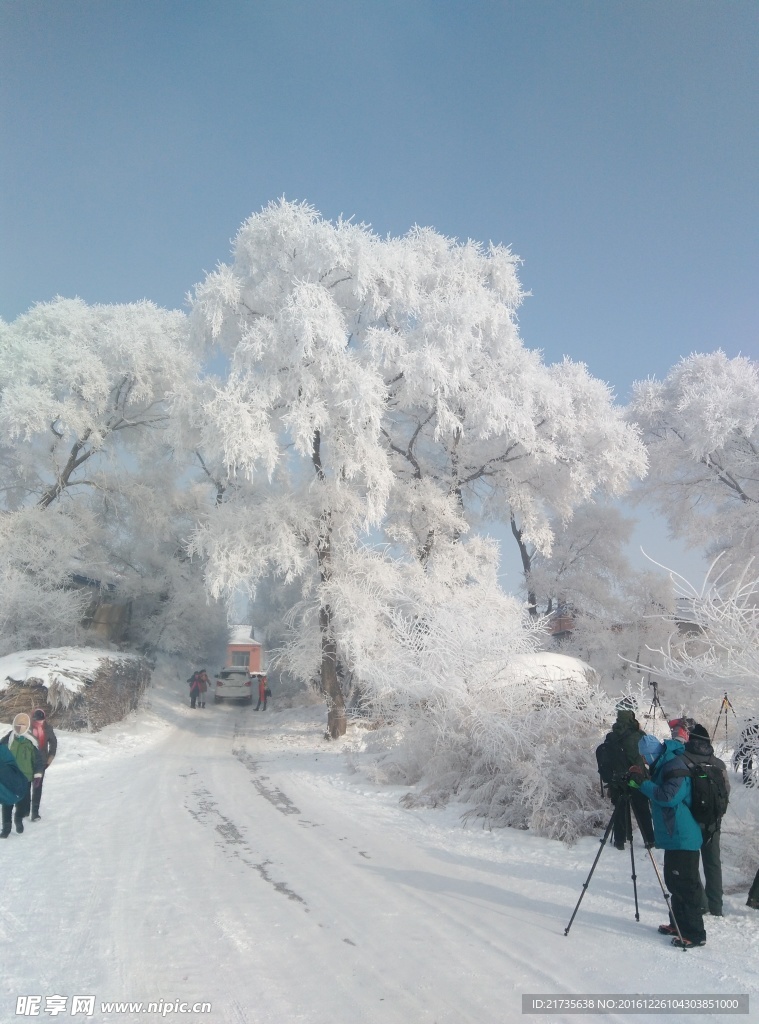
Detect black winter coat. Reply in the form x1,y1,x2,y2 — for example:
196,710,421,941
684,733,730,796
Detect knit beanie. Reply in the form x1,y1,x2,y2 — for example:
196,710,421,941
668,718,690,743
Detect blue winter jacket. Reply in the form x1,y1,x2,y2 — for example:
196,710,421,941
639,739,703,851
0,743,29,805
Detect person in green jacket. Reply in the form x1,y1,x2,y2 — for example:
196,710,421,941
1,713,45,837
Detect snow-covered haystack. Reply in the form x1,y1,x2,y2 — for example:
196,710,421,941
0,647,151,731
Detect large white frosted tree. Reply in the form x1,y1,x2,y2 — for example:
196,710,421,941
187,201,651,733
630,351,759,568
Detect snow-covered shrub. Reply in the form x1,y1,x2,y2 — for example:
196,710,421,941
302,538,617,841
371,670,614,844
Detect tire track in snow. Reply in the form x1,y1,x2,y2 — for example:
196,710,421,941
232,747,303,817
185,782,307,908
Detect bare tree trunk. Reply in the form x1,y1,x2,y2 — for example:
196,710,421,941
510,515,538,617
312,429,346,738
319,602,346,738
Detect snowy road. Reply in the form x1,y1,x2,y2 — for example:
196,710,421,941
2,666,758,1024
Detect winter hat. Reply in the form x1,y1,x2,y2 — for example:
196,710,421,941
668,718,690,743
639,734,664,765
32,709,46,721
12,713,31,735
690,723,709,740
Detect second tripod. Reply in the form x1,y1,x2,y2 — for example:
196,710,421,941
564,791,686,948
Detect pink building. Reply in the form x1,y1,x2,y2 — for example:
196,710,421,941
226,625,263,673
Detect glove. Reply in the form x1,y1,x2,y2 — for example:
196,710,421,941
33,775,43,789
626,765,646,789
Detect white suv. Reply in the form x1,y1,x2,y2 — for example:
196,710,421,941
213,667,256,705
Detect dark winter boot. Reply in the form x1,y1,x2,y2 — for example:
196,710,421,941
747,869,759,908
14,812,24,834
1,806,11,837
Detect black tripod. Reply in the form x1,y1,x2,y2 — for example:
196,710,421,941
564,792,687,948
711,692,737,747
645,679,668,725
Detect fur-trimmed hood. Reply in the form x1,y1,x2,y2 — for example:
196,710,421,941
1,714,39,749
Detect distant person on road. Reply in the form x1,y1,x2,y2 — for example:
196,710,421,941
0,714,45,837
29,708,57,822
188,670,210,709
735,719,759,786
255,676,268,712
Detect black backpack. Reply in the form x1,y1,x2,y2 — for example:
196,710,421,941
595,734,632,787
680,754,729,833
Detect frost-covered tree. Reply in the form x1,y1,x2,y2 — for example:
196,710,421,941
95,468,229,663
0,298,228,661
0,506,92,656
526,503,675,689
188,201,400,736
371,236,646,602
630,351,759,568
645,557,759,690
0,297,192,509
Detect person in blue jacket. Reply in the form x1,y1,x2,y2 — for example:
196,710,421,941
0,742,29,825
628,719,705,948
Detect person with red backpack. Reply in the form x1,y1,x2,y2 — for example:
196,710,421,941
29,709,57,822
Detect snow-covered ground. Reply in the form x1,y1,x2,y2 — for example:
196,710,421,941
1,661,757,1024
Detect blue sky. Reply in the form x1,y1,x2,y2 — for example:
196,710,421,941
2,0,757,583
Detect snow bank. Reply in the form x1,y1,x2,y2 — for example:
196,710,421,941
503,651,598,685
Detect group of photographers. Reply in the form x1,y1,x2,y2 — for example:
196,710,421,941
599,705,758,948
